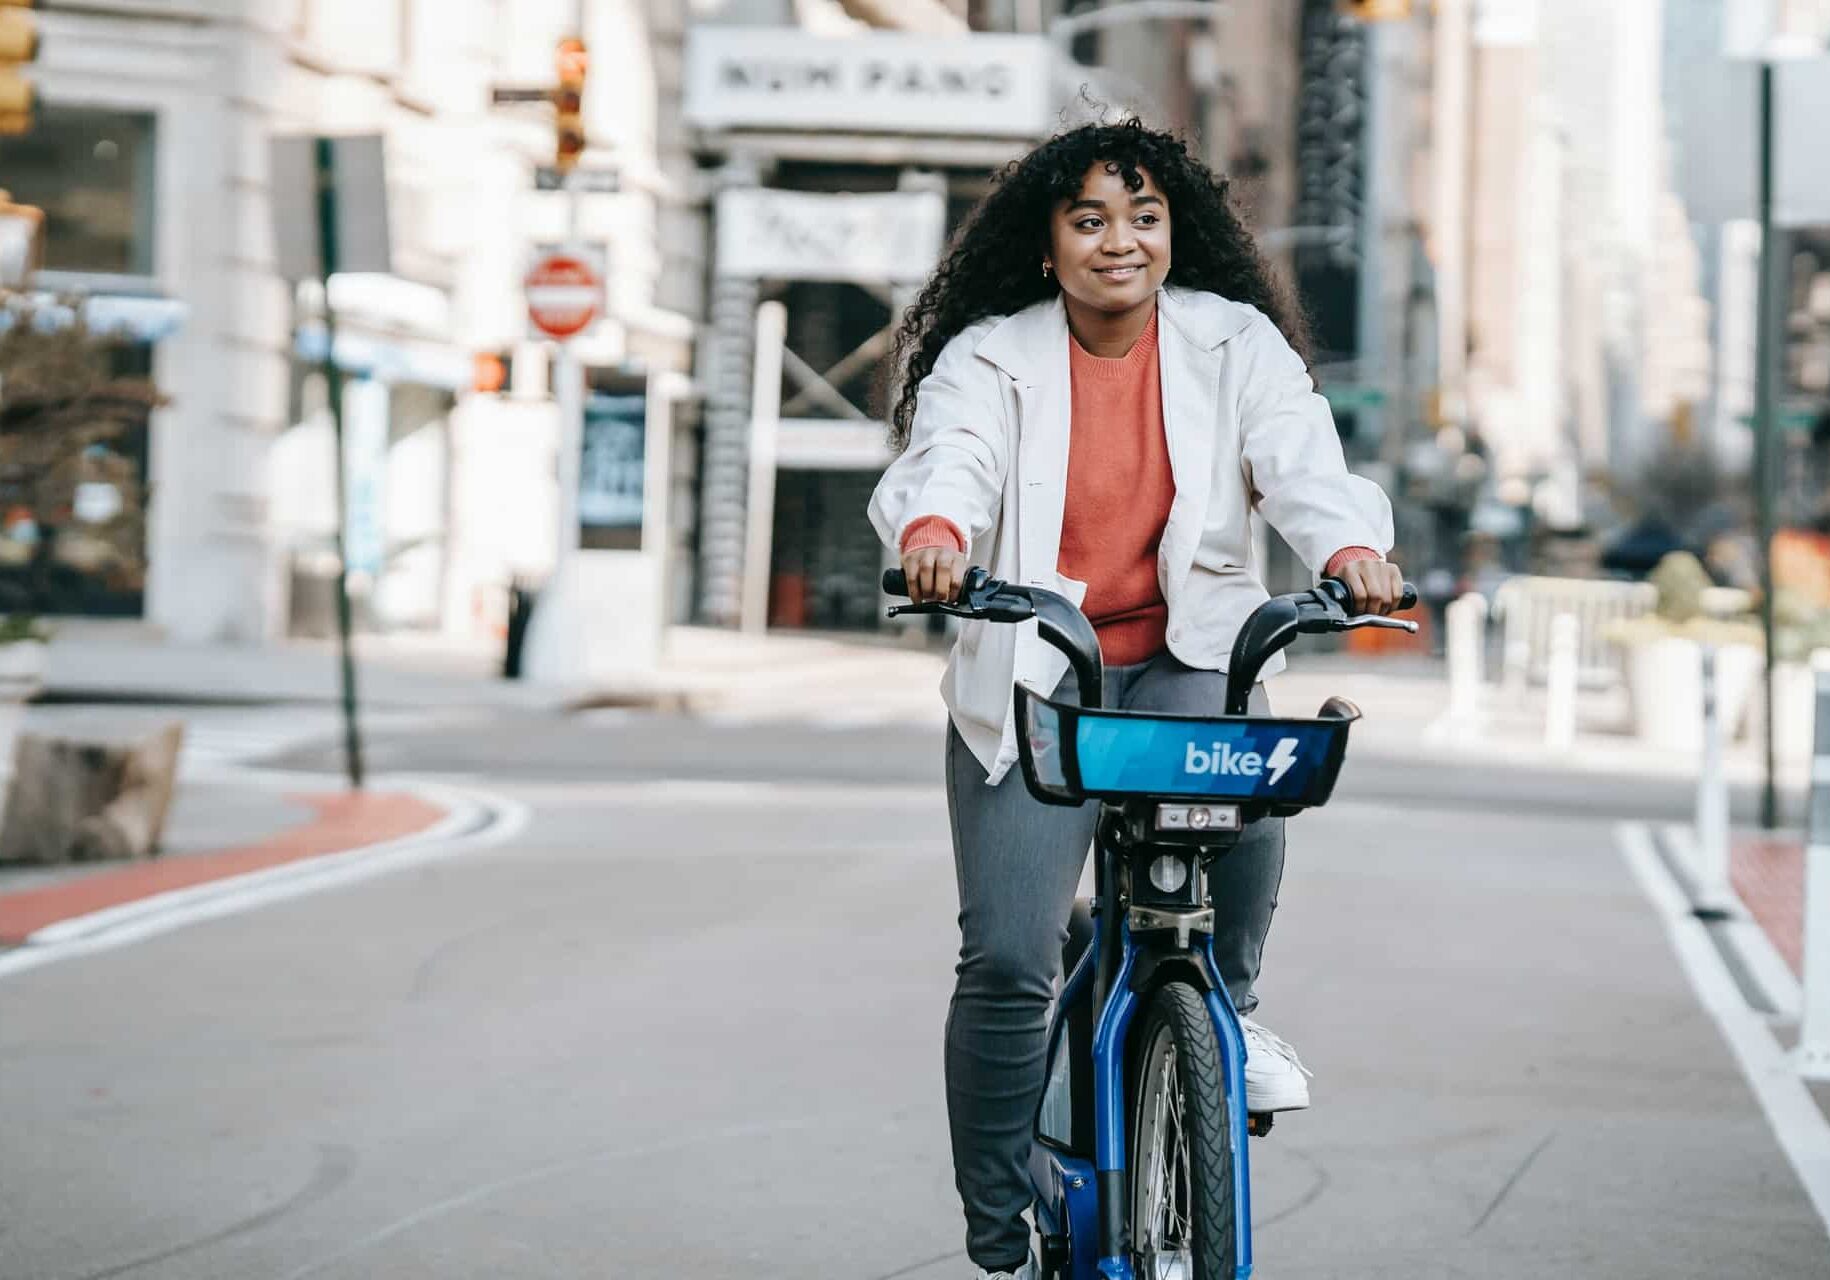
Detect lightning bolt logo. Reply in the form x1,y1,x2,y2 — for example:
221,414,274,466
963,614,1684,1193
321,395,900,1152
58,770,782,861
1265,737,1301,786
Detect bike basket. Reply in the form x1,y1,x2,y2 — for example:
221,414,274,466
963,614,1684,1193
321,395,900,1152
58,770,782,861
1014,684,1354,807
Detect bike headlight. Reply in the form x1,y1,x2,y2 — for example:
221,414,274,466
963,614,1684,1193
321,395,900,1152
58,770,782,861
1154,804,1240,834
1148,854,1190,895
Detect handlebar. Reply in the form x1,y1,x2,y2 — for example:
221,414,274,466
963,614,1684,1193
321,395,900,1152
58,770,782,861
883,566,1418,716
881,568,1415,615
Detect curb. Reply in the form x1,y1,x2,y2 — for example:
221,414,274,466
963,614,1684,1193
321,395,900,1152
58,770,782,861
1615,821,1830,1232
0,772,530,981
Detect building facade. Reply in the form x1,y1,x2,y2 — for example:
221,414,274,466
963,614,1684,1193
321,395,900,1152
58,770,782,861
5,0,691,647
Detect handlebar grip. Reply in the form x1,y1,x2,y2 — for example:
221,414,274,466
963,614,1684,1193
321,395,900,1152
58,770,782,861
1321,576,1421,613
883,568,909,598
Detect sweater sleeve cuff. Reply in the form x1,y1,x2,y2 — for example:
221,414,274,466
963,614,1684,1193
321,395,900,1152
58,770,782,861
899,515,967,555
1323,546,1383,578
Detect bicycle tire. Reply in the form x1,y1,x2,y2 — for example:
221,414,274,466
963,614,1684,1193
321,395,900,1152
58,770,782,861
1128,981,1236,1279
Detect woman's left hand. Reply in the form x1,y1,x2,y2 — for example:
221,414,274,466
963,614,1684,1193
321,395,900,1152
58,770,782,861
1335,559,1407,615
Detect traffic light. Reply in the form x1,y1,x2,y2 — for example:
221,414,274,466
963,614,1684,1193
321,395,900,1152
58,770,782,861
1338,0,1410,19
552,36,587,175
472,349,511,394
0,189,45,287
0,0,37,138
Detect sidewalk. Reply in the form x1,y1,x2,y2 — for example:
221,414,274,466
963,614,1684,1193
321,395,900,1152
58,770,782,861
1737,832,1808,978
40,622,567,711
0,775,450,947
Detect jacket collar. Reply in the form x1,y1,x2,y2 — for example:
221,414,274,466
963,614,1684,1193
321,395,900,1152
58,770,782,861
973,286,1259,381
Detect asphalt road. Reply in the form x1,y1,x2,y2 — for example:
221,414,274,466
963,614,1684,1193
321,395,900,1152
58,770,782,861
1,712,1824,1278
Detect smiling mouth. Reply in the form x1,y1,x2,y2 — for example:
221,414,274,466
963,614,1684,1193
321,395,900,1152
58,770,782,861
1093,265,1143,279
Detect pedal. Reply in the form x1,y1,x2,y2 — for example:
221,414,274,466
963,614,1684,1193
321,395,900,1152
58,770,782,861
1248,1111,1275,1137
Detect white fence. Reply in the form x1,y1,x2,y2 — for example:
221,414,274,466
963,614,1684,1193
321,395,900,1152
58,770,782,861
1490,576,1657,691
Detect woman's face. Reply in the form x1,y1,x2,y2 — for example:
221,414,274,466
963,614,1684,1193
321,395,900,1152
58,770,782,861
1045,161,1173,315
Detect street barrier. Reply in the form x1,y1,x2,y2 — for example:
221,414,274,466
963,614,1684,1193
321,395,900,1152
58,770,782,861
1492,576,1656,696
1798,654,1830,1080
1692,645,1735,915
1544,613,1579,749
1444,593,1488,727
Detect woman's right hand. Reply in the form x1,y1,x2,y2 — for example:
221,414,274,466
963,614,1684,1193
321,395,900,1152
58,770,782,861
901,545,969,604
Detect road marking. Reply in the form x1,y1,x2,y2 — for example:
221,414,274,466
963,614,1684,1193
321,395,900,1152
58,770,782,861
0,777,530,982
1616,821,1830,1231
489,778,942,809
1656,822,1803,1018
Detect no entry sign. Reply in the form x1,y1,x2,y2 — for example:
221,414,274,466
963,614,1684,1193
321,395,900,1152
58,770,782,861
526,247,603,340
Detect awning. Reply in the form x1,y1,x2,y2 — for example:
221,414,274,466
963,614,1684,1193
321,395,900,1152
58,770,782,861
2,292,188,343
293,325,472,392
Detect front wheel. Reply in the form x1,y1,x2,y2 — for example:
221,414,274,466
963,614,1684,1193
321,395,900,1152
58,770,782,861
1128,982,1236,1279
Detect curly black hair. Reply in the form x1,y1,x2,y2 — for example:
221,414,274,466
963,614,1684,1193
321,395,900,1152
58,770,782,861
890,117,1309,449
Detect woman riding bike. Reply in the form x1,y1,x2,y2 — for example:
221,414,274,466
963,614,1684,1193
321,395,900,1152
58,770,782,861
868,119,1405,1280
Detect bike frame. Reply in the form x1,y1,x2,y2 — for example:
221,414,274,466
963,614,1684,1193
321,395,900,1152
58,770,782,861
1029,822,1257,1280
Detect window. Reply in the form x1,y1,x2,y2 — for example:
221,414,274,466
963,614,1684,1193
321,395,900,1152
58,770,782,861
0,106,156,277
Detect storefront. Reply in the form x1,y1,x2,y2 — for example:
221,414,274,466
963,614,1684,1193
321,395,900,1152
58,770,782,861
275,275,468,638
0,103,177,620
682,25,1063,632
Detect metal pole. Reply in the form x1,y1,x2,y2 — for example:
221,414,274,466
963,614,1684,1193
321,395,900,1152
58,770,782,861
1356,16,1389,449
1543,612,1578,750
1798,655,1830,1080
1754,61,1780,830
552,0,589,581
1695,645,1734,915
1430,0,1471,428
1445,592,1487,728
315,136,365,791
740,301,786,634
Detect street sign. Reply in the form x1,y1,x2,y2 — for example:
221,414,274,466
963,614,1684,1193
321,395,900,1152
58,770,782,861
535,165,619,194
1739,407,1820,434
1322,385,1388,411
525,246,604,341
270,134,392,280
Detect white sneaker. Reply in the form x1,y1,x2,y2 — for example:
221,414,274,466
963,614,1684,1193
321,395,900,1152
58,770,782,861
1241,1017,1313,1113
975,1257,1037,1280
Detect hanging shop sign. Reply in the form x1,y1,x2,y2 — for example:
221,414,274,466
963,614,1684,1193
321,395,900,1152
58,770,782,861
715,188,946,284
683,28,1052,138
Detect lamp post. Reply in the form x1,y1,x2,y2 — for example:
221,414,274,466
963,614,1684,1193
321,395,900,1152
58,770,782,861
1753,60,1780,829
1734,7,1830,827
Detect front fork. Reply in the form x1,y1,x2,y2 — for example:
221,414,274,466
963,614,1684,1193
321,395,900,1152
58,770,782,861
1087,927,1255,1280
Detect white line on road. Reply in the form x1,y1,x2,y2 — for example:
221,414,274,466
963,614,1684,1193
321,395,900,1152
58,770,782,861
484,778,943,809
1616,821,1830,1233
1656,822,1803,1018
0,775,531,983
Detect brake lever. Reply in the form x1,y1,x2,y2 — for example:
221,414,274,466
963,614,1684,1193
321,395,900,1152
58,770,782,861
1342,613,1420,634
888,601,976,620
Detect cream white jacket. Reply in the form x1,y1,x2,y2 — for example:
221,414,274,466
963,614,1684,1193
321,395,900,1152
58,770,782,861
869,286,1394,784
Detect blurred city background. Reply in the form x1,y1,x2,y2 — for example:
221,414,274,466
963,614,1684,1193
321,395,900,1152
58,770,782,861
3,1,1830,1277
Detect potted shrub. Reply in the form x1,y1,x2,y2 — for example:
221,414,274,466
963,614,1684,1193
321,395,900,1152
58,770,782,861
1605,551,1764,751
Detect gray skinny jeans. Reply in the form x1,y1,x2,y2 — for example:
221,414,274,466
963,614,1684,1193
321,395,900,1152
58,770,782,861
942,653,1286,1272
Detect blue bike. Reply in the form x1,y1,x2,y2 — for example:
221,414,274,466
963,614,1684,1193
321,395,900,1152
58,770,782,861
885,567,1416,1280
